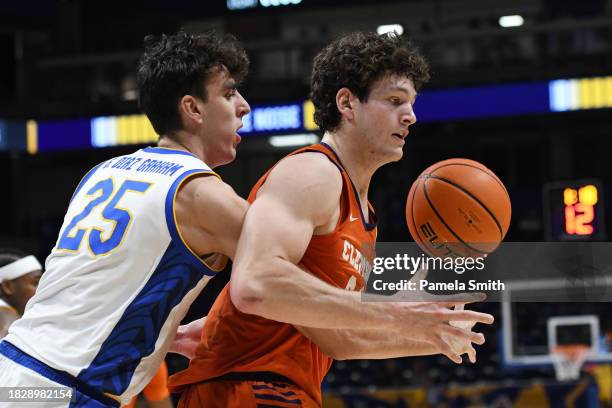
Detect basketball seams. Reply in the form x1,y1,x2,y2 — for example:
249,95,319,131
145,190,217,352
427,162,510,202
421,177,491,255
409,177,422,243
427,175,504,240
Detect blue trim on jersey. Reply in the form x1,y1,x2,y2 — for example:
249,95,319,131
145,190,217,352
143,146,197,157
70,162,104,203
75,169,217,395
164,169,220,275
0,341,120,407
76,241,209,394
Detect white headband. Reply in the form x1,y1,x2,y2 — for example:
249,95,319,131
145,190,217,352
0,256,42,282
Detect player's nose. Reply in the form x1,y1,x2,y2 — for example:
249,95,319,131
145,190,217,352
402,104,417,126
237,91,251,117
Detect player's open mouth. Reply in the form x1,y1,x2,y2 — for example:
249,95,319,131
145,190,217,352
392,133,406,141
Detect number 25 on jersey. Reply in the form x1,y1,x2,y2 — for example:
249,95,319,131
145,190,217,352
58,178,152,256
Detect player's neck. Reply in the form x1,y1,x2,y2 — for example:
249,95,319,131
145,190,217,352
321,133,373,201
158,133,213,166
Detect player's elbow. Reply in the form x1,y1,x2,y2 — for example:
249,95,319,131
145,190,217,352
229,265,267,315
230,279,262,315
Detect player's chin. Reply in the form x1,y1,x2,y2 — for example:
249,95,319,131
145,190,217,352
387,146,404,162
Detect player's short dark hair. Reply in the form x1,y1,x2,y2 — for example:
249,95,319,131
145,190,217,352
137,30,249,136
0,248,28,268
310,31,430,133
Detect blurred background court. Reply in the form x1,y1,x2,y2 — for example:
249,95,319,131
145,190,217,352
1,0,611,406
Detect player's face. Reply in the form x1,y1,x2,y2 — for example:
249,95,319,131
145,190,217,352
9,270,41,315
352,75,417,163
199,68,250,167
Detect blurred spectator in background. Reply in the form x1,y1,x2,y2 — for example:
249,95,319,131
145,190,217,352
0,249,42,338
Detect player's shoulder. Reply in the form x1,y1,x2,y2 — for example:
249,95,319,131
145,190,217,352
261,152,343,221
178,174,237,207
269,151,343,193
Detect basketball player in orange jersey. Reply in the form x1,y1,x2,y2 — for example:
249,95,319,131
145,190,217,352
168,32,495,407
0,249,42,338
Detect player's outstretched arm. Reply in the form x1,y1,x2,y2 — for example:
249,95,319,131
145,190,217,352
296,267,483,363
229,153,494,336
296,326,478,364
296,312,481,364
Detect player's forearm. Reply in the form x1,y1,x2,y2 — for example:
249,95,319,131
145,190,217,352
341,332,439,360
230,256,396,330
299,326,439,360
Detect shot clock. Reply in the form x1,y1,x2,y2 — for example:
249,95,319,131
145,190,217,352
544,180,605,241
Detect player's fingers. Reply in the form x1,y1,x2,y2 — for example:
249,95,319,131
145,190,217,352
449,304,477,330
444,310,494,325
435,337,462,364
443,325,485,345
467,346,477,363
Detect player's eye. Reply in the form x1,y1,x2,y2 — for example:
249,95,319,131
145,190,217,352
389,97,402,105
225,88,237,99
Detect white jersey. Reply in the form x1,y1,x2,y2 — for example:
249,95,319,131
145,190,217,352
5,147,222,404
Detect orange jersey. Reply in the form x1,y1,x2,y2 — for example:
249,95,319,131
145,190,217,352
168,143,377,405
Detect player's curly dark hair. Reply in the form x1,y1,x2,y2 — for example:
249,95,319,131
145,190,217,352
310,32,430,133
137,30,249,136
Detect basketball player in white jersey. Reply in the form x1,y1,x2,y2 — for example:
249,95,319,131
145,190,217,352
0,249,42,338
0,31,250,407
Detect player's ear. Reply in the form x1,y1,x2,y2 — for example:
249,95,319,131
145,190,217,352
0,280,14,296
178,95,204,127
336,88,355,121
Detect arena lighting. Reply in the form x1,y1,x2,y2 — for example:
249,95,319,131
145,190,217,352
91,115,157,147
227,0,257,10
499,15,524,28
376,24,404,36
260,0,301,7
12,73,612,154
268,133,319,147
549,76,612,111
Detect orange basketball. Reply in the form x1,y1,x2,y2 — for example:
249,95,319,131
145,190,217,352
406,158,511,258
